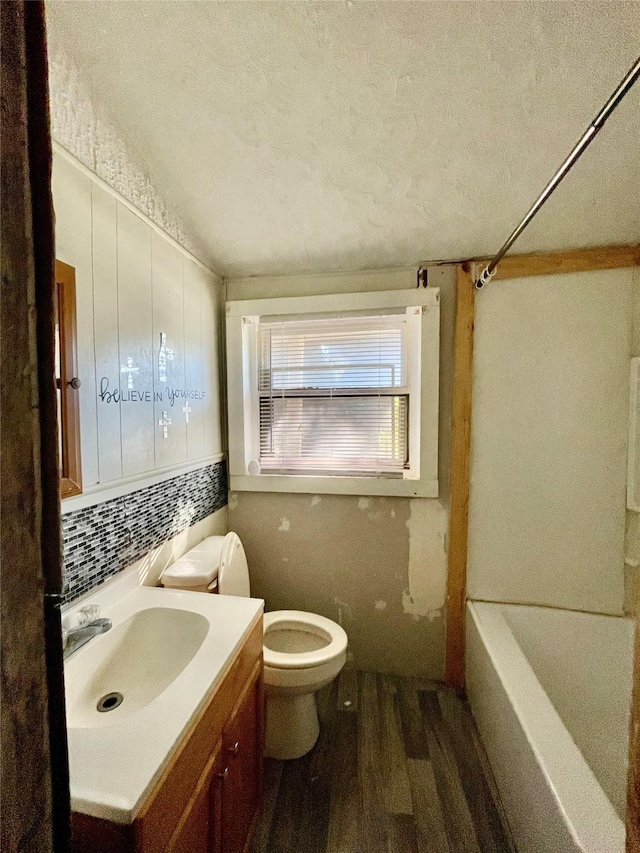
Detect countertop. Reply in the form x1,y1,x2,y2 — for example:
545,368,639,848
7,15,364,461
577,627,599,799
63,572,263,823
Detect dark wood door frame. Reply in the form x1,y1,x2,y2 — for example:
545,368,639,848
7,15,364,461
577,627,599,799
1,2,70,851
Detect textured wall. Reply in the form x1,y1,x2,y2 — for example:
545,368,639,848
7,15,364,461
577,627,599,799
46,1,640,277
47,42,212,268
227,264,455,678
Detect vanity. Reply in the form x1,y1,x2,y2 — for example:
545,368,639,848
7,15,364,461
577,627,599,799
64,575,264,853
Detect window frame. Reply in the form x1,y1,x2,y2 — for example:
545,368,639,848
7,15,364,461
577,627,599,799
226,288,440,497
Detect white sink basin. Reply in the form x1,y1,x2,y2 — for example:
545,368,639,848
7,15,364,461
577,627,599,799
63,577,263,823
65,607,209,727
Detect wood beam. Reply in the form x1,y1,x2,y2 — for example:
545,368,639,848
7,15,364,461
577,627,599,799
474,244,639,282
445,264,476,692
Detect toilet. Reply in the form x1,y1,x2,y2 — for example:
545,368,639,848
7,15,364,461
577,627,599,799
161,532,348,760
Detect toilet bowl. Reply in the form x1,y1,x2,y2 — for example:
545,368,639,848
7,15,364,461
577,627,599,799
263,611,347,759
161,532,348,760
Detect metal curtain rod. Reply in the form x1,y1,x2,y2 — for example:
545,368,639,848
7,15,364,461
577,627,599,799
476,54,640,289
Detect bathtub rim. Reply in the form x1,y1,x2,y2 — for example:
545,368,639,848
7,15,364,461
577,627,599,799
466,599,625,853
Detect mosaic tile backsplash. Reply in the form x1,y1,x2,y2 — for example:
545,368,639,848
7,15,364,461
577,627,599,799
62,461,227,603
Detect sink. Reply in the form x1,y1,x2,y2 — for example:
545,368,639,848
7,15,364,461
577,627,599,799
63,581,263,822
65,607,208,728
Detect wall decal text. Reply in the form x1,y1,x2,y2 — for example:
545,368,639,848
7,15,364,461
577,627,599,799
99,377,206,405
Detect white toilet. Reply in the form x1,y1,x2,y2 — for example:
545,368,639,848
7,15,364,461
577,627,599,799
161,532,348,760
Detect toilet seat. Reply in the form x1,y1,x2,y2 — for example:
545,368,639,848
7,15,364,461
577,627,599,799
159,532,348,760
263,611,348,670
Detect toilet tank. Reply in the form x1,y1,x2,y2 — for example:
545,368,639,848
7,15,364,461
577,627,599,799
218,532,251,598
161,535,225,590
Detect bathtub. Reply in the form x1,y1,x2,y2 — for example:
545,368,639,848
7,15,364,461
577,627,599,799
466,601,634,853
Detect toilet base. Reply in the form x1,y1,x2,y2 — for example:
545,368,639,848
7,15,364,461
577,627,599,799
265,691,320,760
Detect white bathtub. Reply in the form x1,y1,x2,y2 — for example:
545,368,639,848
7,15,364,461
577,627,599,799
466,601,634,853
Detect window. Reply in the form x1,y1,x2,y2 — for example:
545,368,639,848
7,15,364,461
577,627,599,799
55,260,82,497
226,288,439,497
258,314,411,475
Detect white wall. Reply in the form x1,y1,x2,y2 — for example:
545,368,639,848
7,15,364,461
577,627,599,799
53,150,225,504
467,268,632,615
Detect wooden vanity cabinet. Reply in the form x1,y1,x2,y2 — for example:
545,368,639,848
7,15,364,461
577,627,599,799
220,663,263,853
164,739,224,853
71,616,264,853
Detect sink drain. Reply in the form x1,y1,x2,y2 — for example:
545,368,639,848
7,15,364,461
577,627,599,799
97,692,123,713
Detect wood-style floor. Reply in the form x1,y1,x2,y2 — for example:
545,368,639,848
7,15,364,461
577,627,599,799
250,671,515,853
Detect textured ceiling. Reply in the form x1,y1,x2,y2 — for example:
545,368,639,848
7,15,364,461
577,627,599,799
46,1,639,277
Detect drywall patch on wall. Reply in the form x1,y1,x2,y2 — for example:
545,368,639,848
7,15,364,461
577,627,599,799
229,491,445,677
46,41,210,267
402,499,448,621
334,597,355,625
278,517,291,532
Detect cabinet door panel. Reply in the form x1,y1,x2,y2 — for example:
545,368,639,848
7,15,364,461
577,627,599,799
165,740,223,853
221,660,263,853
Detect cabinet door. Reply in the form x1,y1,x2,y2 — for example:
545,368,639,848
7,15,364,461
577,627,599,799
165,739,224,853
220,659,264,853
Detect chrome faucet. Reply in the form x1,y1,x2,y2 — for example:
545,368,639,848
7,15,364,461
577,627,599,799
63,605,112,659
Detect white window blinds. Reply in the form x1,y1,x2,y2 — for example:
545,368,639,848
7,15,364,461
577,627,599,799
258,314,410,475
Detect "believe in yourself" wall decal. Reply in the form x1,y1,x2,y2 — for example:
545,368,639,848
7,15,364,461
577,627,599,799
98,377,206,406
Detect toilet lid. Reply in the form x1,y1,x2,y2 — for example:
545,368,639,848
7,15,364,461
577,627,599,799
161,536,225,587
263,610,348,670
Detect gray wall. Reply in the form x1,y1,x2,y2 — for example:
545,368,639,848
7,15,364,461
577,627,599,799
227,265,455,677
467,268,632,614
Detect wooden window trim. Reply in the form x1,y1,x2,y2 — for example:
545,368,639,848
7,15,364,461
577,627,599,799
56,260,82,497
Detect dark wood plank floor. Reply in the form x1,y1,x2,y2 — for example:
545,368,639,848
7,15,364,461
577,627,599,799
250,671,515,853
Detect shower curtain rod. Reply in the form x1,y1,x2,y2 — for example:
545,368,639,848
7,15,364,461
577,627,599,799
475,55,640,289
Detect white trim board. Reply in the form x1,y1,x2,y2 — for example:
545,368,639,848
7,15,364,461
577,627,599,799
61,454,225,513
226,286,440,317
229,474,438,498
